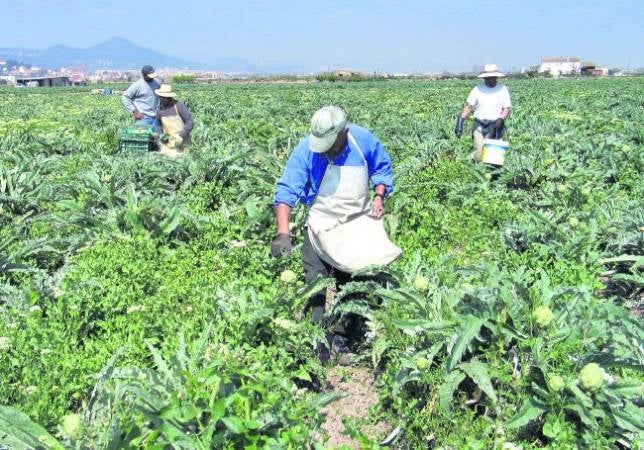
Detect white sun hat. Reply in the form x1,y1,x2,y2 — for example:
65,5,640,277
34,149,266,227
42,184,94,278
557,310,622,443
478,64,505,78
309,106,347,153
154,84,177,98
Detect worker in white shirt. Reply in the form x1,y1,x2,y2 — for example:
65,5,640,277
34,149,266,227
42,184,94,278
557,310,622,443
454,64,512,161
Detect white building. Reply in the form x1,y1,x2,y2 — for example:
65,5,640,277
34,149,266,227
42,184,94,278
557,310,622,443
0,75,17,86
538,57,582,76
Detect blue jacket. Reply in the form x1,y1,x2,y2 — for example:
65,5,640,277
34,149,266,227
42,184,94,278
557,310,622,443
274,125,393,207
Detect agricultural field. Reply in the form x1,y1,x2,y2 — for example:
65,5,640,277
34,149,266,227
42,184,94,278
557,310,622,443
0,78,643,449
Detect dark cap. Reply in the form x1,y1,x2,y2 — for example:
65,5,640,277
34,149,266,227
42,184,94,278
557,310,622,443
141,65,157,78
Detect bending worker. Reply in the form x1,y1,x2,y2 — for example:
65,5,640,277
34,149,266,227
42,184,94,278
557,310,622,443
272,106,401,362
154,84,194,158
121,65,160,127
454,64,512,160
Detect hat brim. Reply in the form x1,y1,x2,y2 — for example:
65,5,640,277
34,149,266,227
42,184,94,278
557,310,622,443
309,133,338,153
146,72,158,79
478,71,505,78
156,91,177,98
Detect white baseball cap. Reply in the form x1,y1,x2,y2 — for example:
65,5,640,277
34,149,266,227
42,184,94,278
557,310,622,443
309,106,347,153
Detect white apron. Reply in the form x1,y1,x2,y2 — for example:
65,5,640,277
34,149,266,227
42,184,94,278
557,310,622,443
159,104,186,159
307,133,402,273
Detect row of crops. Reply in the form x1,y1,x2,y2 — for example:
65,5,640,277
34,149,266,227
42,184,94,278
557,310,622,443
0,78,643,449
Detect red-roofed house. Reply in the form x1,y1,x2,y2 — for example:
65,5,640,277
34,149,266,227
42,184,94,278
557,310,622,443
70,68,87,86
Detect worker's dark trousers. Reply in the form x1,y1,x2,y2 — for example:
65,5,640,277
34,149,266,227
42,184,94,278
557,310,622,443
302,228,371,344
302,229,353,333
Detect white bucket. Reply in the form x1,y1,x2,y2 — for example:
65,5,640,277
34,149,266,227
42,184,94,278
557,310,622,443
481,139,509,166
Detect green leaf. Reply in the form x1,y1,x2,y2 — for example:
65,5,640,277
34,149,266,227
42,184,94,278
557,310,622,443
567,383,593,409
210,399,226,422
123,385,165,412
606,380,644,399
610,401,644,433
309,392,346,410
221,416,248,434
583,353,644,371
158,207,182,235
371,337,391,367
439,370,466,412
294,367,312,382
145,341,182,391
294,277,336,304
392,368,420,396
599,254,643,265
126,184,138,208
612,273,644,286
374,288,427,311
244,199,262,221
0,405,64,449
89,346,125,389
446,316,485,372
460,360,497,403
542,416,563,438
159,404,201,422
244,419,262,431
564,404,598,430
391,319,453,336
160,421,187,443
506,399,546,429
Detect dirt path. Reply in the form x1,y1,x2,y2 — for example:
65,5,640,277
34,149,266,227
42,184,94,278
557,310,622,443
319,366,390,449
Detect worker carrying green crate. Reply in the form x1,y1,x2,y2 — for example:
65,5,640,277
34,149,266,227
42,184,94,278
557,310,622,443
153,84,194,159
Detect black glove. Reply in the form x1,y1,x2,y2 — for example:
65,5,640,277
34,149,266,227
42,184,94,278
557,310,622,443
271,233,292,258
493,118,505,139
454,116,465,138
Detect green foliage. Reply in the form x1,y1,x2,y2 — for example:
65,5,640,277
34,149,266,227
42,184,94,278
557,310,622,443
0,406,63,449
171,74,197,84
0,79,643,449
316,72,366,82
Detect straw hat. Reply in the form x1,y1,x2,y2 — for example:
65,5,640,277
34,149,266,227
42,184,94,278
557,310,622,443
155,84,177,98
478,64,505,78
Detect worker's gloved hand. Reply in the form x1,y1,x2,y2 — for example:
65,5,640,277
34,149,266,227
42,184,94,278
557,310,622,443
271,233,291,258
454,116,465,138
494,118,505,138
132,110,143,120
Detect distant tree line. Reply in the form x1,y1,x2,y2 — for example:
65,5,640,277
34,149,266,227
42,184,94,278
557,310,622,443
315,72,389,82
171,75,197,84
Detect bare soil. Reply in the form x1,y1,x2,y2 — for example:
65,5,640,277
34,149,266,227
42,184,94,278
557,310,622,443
319,366,390,449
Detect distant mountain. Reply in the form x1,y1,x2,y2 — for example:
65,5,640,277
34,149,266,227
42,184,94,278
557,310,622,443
0,37,256,72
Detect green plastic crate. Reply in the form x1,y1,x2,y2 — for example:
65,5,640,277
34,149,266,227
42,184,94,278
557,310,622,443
119,126,154,153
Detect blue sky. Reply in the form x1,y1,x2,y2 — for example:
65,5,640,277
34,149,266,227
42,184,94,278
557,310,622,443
2,0,642,72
